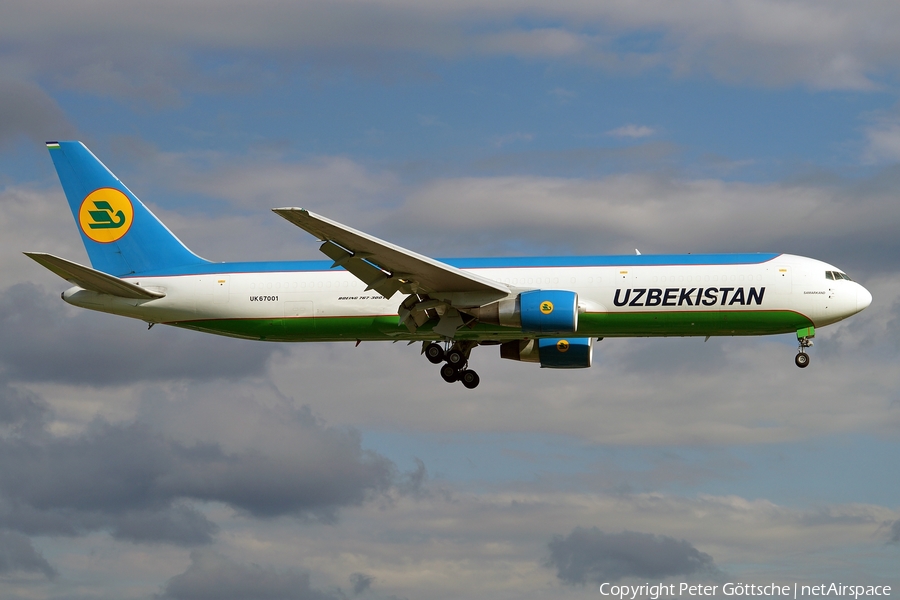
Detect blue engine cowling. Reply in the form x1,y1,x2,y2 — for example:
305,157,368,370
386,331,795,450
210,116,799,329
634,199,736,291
500,337,593,368
537,337,592,368
519,290,578,333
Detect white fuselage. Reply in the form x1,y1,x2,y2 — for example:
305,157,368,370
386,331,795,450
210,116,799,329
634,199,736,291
61,253,871,342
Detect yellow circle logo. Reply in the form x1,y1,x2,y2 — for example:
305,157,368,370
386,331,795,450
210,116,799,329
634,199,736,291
556,340,569,352
79,188,134,243
540,300,554,315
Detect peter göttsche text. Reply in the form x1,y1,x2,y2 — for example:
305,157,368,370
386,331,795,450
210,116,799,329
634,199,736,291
600,583,891,600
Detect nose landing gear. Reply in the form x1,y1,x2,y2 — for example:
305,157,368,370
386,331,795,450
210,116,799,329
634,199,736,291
424,341,480,389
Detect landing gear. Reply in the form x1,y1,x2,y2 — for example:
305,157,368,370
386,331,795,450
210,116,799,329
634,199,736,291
795,334,813,369
424,342,445,364
459,369,480,389
440,363,459,383
425,341,480,388
446,348,466,368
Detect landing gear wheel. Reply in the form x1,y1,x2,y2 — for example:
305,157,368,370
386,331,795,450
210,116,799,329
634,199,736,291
440,363,459,383
460,370,480,389
795,352,810,368
424,342,445,364
446,349,466,369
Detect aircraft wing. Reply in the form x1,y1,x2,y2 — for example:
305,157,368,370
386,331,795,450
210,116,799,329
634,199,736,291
272,208,510,304
24,252,165,300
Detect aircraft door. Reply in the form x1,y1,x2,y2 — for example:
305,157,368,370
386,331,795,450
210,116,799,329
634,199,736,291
610,267,633,307
774,266,792,294
213,276,230,303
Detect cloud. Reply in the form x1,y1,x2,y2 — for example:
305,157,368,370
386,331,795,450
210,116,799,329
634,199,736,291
888,519,900,544
548,87,578,103
0,80,76,146
349,572,374,595
477,28,594,58
0,283,285,385
0,498,219,548
107,504,220,546
0,381,50,434
159,549,342,600
169,154,401,214
863,120,900,164
0,415,394,523
546,527,719,584
0,383,397,550
607,124,656,139
390,172,897,275
0,531,56,580
491,132,534,148
1,0,898,93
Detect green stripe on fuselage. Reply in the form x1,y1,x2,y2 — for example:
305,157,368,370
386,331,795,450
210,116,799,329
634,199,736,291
169,310,813,342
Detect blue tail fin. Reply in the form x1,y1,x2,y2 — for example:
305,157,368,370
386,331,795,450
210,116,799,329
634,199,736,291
46,141,208,276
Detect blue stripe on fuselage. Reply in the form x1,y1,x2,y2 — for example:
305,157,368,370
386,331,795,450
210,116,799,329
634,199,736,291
132,253,781,277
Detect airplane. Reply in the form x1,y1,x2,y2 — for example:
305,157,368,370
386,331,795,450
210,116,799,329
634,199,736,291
26,141,873,389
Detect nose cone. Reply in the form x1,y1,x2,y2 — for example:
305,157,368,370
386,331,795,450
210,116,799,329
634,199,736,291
857,284,873,312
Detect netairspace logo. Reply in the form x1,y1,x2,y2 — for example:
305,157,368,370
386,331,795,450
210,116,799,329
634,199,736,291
599,583,892,600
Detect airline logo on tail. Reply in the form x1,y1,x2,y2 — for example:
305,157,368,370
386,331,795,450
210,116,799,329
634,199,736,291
78,188,133,243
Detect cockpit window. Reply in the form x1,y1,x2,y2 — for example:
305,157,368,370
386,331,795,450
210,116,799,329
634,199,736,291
825,270,852,281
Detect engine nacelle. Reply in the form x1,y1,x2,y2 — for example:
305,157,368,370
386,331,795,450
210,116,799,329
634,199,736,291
520,290,578,333
467,290,579,334
500,337,593,369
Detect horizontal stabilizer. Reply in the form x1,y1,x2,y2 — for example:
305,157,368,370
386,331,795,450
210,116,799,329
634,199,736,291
23,252,165,300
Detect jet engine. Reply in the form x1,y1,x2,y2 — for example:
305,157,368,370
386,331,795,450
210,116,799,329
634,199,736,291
499,337,593,368
467,290,579,334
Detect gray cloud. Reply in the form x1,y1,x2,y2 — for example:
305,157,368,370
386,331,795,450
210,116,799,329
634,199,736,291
0,382,50,433
889,519,900,544
798,508,877,528
546,527,718,584
0,530,56,580
387,171,900,281
0,79,75,146
0,501,218,548
159,549,342,600
116,144,900,281
0,283,285,385
349,572,374,596
0,382,396,551
0,414,394,524
0,0,899,95
107,504,220,546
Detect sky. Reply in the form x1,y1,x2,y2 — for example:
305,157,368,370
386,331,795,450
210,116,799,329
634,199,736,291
1,1,899,598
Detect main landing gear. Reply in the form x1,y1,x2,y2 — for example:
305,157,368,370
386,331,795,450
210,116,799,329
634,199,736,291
424,341,480,389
